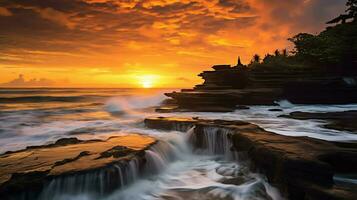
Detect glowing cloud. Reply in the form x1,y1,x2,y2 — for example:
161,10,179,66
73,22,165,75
0,0,346,87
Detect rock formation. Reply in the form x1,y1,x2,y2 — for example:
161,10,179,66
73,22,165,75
0,135,156,199
144,117,357,200
161,61,357,112
280,110,357,133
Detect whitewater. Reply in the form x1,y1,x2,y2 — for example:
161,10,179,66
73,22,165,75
1,88,357,200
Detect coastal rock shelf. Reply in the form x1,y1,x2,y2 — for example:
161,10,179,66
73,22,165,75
280,110,357,133
0,134,156,199
160,65,357,112
144,117,357,200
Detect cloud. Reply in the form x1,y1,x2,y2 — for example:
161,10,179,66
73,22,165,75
0,7,13,16
0,0,347,87
0,74,55,87
177,77,191,82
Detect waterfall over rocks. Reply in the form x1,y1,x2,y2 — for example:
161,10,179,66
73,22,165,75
36,139,183,200
189,125,237,160
38,158,142,200
11,121,282,200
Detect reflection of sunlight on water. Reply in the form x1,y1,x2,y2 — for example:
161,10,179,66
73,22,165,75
0,89,176,153
104,92,166,117
4,89,357,200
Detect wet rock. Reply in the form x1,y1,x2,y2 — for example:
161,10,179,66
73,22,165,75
53,137,81,146
98,146,135,159
144,117,357,200
280,110,357,133
220,176,253,185
236,105,250,110
268,108,283,112
23,137,83,151
0,134,156,199
54,151,91,167
160,187,236,200
164,88,281,112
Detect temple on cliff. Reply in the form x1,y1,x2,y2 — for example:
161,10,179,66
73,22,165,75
161,58,357,112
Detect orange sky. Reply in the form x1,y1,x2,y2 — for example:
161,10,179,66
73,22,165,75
0,0,345,88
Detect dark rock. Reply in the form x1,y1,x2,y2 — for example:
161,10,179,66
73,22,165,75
236,105,250,110
164,88,281,112
54,151,91,166
220,176,253,185
281,110,357,133
268,108,283,112
162,65,357,112
98,146,135,159
53,137,81,146
212,64,232,71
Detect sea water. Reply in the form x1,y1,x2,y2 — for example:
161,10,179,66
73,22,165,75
1,88,357,200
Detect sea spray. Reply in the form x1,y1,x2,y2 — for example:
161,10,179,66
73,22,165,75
274,99,294,108
105,92,167,116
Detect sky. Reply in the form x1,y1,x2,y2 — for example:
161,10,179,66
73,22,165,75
0,0,346,88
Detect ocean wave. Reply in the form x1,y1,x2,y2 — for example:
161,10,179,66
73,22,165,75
105,93,166,115
0,89,78,94
0,95,106,103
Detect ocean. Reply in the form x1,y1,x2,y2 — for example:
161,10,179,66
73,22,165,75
1,88,357,200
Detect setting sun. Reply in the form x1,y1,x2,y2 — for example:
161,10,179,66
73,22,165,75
137,75,159,88
142,80,153,88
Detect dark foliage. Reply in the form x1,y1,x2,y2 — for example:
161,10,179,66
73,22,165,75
248,0,357,74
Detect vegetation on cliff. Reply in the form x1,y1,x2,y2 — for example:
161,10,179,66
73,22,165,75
249,0,357,74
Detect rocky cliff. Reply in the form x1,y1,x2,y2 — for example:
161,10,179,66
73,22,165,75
161,65,357,112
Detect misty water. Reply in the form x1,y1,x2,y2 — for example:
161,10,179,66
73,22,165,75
1,88,357,200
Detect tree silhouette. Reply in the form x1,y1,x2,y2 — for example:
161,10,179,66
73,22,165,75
347,0,357,20
252,54,261,63
282,49,288,57
274,49,280,57
327,0,356,24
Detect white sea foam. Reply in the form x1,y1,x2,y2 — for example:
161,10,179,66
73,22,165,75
2,88,357,200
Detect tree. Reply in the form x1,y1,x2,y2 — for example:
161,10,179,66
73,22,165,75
288,33,318,60
274,49,280,57
252,54,261,63
327,0,356,24
282,49,288,57
346,0,357,21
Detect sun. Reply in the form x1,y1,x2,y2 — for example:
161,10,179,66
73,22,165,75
137,75,158,88
142,80,153,88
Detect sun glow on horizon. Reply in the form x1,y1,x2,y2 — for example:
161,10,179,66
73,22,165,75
142,80,153,88
137,74,159,88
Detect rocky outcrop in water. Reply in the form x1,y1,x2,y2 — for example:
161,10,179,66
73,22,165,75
0,135,156,199
144,117,357,200
161,65,357,112
280,110,357,133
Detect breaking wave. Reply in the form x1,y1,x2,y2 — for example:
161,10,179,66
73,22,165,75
104,93,166,115
0,95,106,103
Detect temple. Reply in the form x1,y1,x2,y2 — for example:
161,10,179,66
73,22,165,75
161,57,357,112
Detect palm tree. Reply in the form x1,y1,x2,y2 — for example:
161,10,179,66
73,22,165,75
274,49,280,57
252,54,261,63
282,49,288,57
